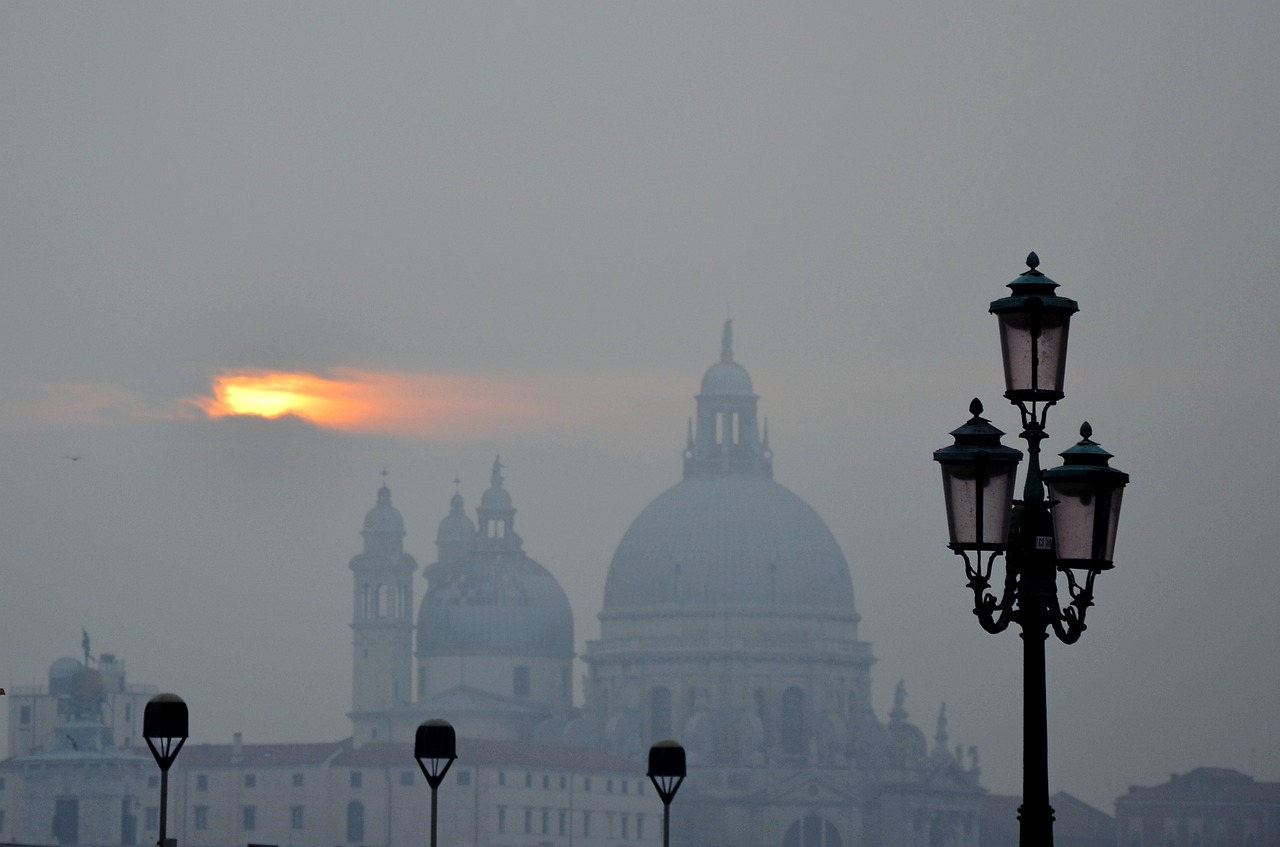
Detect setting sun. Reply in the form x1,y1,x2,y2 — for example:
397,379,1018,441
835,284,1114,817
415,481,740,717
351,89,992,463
184,367,584,440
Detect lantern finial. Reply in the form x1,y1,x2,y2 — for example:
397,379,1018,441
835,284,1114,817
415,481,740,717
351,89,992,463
969,397,983,417
1080,421,1092,440
1025,252,1041,274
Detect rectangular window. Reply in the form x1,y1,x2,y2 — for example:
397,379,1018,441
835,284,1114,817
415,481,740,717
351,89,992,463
498,771,506,786
622,779,629,794
244,773,255,788
0,777,6,791
242,805,256,831
292,772,304,787
145,807,158,831
542,808,550,834
513,666,531,697
497,807,506,834
560,775,567,789
525,807,533,834
559,809,567,836
0,809,6,833
638,814,645,839
583,811,591,837
350,771,362,788
622,813,629,839
543,774,550,789
525,772,532,787
194,806,208,831
19,706,30,725
400,771,415,786
196,774,208,791
607,778,614,793
291,805,304,830
584,777,592,792
457,771,471,786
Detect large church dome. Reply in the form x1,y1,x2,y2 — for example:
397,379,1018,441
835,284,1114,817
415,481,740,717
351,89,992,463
601,322,856,619
603,475,854,614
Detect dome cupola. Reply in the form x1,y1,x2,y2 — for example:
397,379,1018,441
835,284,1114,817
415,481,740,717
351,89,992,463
361,473,406,557
603,323,855,618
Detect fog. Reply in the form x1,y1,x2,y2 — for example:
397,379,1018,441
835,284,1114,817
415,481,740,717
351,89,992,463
2,3,1278,813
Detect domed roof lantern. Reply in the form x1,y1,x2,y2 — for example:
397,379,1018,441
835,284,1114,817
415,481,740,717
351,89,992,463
699,320,754,397
436,477,477,564
362,470,406,557
477,456,521,551
686,322,771,478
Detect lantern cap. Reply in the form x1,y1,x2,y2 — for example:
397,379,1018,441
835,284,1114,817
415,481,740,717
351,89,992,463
989,253,1079,315
933,399,1023,466
1043,423,1129,485
143,693,188,740
414,718,457,759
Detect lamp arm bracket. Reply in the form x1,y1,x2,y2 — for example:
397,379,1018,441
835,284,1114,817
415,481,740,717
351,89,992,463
1050,567,1099,644
962,550,1014,634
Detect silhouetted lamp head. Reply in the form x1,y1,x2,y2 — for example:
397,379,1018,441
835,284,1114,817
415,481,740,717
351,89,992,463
647,739,686,805
989,252,1079,405
143,693,188,769
934,399,1023,554
415,719,457,789
1042,422,1130,570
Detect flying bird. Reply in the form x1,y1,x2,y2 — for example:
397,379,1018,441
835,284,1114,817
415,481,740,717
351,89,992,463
63,456,83,462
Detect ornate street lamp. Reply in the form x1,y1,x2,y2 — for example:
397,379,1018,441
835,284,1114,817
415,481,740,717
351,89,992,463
415,719,457,847
143,693,188,847
648,739,686,847
934,254,1130,847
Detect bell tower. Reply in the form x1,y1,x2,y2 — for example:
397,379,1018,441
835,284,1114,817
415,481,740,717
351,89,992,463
349,473,417,745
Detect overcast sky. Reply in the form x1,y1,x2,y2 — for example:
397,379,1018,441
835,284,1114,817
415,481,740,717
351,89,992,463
2,2,1278,812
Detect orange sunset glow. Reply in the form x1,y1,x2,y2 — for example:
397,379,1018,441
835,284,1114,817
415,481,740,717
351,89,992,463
187,368,573,439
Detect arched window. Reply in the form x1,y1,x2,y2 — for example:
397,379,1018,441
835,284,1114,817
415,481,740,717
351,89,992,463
347,800,364,843
781,687,805,756
650,687,672,741
783,815,841,847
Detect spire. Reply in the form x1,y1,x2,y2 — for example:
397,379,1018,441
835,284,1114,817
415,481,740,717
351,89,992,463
890,679,908,724
490,455,505,488
935,702,949,750
721,319,734,362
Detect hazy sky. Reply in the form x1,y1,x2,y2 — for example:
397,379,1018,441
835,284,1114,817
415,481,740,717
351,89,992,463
2,3,1278,812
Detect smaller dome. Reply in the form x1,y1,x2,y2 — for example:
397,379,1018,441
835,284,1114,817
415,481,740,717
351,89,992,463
437,492,477,543
363,485,405,535
49,657,83,697
699,319,754,396
479,456,514,513
700,359,754,396
69,667,104,702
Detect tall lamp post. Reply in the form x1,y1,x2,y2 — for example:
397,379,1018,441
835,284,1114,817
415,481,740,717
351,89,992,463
934,253,1129,847
143,693,188,847
414,719,457,847
647,739,686,847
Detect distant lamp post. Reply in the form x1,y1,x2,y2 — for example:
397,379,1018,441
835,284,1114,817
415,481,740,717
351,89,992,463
647,739,686,847
934,253,1130,847
143,693,188,847
415,719,457,847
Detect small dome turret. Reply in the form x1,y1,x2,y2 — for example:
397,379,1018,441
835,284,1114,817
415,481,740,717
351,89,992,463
700,319,754,396
436,483,477,564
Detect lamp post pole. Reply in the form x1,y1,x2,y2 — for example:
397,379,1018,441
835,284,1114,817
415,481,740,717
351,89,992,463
415,719,457,847
934,254,1129,847
143,694,188,847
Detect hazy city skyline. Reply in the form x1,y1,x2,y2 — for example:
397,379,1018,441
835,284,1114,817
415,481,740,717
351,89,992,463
2,3,1278,814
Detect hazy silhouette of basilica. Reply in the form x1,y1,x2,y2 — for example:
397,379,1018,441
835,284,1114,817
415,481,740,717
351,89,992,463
351,322,984,846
